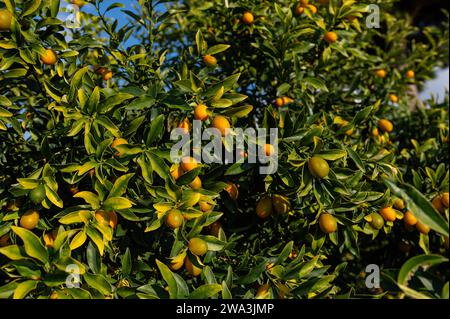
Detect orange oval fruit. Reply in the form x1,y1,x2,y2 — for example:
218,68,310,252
265,144,275,156
371,128,379,137
416,221,430,235
178,118,191,134
188,238,208,256
203,55,217,67
370,213,384,230
181,156,199,172
40,49,58,65
194,104,209,121
169,254,185,271
389,94,398,103
393,198,405,210
0,234,10,247
189,176,202,189
185,257,202,276
20,210,40,230
319,213,337,234
102,70,113,81
432,195,445,214
378,119,393,133
275,97,284,107
207,221,222,237
198,196,214,212
324,31,338,43
71,0,85,7
111,138,128,156
308,156,330,178
199,200,214,212
256,196,273,219
165,209,183,229
307,4,317,14
30,184,46,204
405,70,415,79
0,9,12,31
225,183,239,200
272,194,290,214
375,69,387,78
211,115,231,136
242,12,254,25
170,165,184,181
403,211,417,226
379,207,396,222
295,5,305,15
108,211,118,229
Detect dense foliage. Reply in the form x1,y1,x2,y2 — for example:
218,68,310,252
0,0,448,299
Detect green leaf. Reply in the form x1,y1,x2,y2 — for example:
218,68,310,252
44,185,63,208
317,149,347,161
96,116,120,137
303,77,328,92
103,197,134,211
11,227,49,264
397,254,448,285
0,281,18,299
147,152,169,180
121,248,132,277
275,241,294,265
108,174,134,198
346,147,365,172
353,105,373,124
87,86,100,114
156,259,188,299
276,83,291,97
50,0,60,17
0,245,27,260
83,273,112,295
221,105,253,118
397,283,432,299
146,114,165,145
22,0,42,17
86,226,105,256
17,178,39,189
13,280,38,299
0,107,13,117
74,191,100,209
206,44,230,55
189,284,222,299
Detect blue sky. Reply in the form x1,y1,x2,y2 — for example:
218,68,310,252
420,68,449,103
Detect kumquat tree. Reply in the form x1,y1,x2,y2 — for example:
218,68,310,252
0,0,449,300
